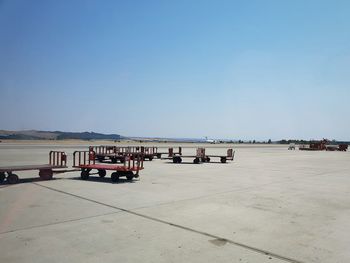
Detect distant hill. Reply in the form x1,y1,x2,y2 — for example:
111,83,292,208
0,130,122,140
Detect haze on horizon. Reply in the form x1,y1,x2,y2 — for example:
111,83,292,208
1,0,349,141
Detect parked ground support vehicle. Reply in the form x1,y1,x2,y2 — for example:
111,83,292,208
167,148,235,164
203,148,235,163
299,139,328,151
288,143,296,150
142,146,158,160
325,144,348,151
0,151,67,184
156,147,182,159
73,151,144,182
168,148,205,164
299,139,348,151
338,145,348,151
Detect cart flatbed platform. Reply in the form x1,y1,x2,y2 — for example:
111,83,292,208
0,164,67,172
0,151,67,184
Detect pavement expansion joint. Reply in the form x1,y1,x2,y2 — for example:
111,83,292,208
31,182,305,263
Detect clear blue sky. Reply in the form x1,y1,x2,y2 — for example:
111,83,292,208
1,0,349,140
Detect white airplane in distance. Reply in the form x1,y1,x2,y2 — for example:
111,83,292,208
205,137,219,144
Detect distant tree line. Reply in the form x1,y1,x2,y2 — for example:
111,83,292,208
278,139,310,144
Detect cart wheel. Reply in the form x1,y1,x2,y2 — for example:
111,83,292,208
220,157,227,163
111,172,119,183
81,170,90,180
98,169,106,178
206,157,211,162
173,156,181,163
0,172,5,183
7,174,19,184
193,158,200,164
126,171,134,181
39,169,53,180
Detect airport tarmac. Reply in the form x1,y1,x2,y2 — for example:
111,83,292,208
0,143,349,263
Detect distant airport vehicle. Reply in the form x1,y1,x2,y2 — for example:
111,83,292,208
73,151,144,182
0,151,67,184
325,144,348,151
288,143,296,150
299,139,348,151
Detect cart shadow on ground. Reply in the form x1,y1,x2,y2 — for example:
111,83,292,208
205,161,232,164
163,161,204,165
69,176,137,184
0,176,139,187
0,177,63,187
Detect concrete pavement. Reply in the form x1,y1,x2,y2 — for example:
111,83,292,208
1,144,349,262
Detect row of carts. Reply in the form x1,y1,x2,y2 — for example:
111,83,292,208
91,146,182,162
0,146,235,184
